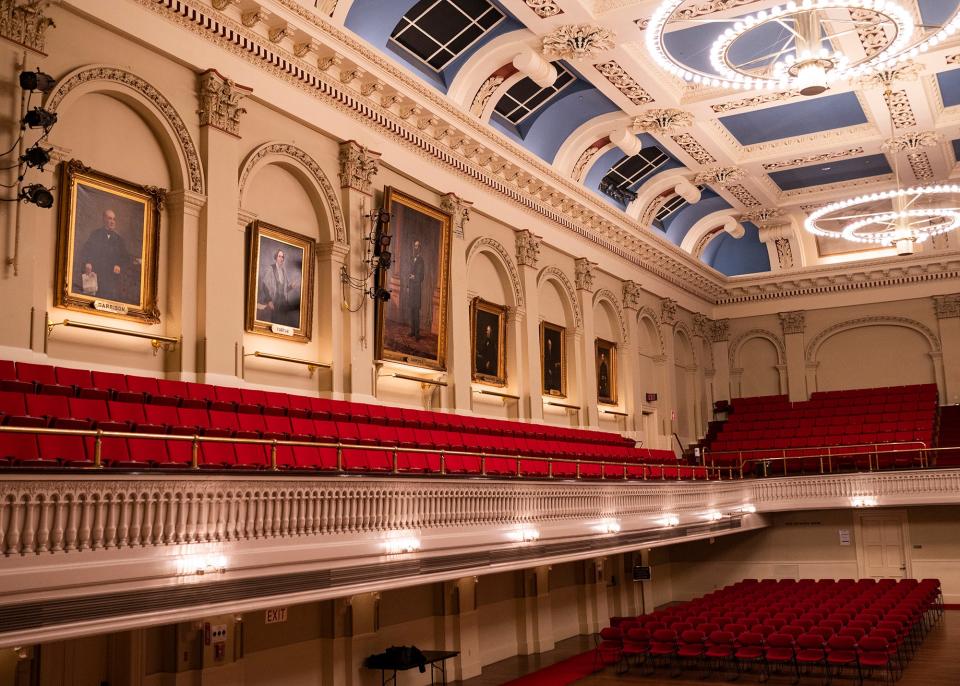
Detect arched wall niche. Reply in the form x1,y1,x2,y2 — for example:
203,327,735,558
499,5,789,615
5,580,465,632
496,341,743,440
729,329,786,398
673,325,696,443
465,237,523,309
806,318,941,393
537,267,580,426
592,290,626,344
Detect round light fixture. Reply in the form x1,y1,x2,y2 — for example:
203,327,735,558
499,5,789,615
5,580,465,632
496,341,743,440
646,0,959,94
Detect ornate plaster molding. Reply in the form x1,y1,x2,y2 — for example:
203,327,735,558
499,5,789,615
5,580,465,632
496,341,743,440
711,90,799,113
441,192,472,239
593,61,654,105
883,89,917,128
538,266,583,328
542,24,615,60
726,184,762,207
574,257,597,292
762,148,865,171
515,229,542,268
631,108,692,134
594,288,628,343
660,298,678,326
45,64,204,194
337,140,380,194
882,131,940,153
741,208,784,228
694,166,745,187
197,69,250,137
711,319,730,343
907,151,935,181
523,0,563,18
859,61,924,88
466,237,524,308
774,238,795,270
933,294,960,319
239,142,346,243
0,0,55,54
729,328,786,367
572,144,604,182
622,280,642,310
692,313,712,340
470,75,504,117
778,311,806,335
636,0,764,30
670,133,716,165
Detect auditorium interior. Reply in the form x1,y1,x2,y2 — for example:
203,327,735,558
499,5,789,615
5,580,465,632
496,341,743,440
2,0,960,684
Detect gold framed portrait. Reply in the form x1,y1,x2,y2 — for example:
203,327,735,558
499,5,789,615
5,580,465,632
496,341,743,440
471,298,507,386
54,159,165,323
375,187,452,371
540,321,566,397
245,220,316,342
595,338,617,405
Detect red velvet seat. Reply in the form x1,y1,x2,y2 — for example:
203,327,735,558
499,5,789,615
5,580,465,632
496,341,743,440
0,360,31,393
0,391,44,427
18,362,73,396
56,367,107,399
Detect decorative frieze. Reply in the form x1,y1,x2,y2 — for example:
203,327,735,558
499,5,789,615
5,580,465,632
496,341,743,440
693,313,713,339
622,280,642,310
0,0,55,54
860,61,923,88
883,89,917,128
441,193,472,239
470,75,504,117
762,148,864,171
211,0,240,9
636,0,764,30
594,61,655,105
779,311,806,335
670,133,716,165
934,294,960,319
574,257,597,292
710,319,730,343
711,90,798,113
515,229,542,268
337,140,380,194
572,144,603,182
197,69,250,137
742,208,784,228
907,151,935,181
726,184,762,207
774,238,795,270
542,24,615,60
660,298,678,326
694,166,745,187
882,131,939,153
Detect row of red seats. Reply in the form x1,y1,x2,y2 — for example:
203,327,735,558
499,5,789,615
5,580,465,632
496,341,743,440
0,390,692,478
726,404,933,424
600,577,942,679
0,359,631,447
810,384,938,400
725,412,932,433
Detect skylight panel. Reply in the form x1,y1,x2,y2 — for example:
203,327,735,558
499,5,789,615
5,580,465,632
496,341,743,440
390,0,504,72
493,65,575,124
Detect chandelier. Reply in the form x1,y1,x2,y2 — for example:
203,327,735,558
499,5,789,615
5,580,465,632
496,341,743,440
645,0,960,95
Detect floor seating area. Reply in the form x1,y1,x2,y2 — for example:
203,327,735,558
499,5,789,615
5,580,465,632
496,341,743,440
599,577,943,684
0,360,699,478
707,385,938,475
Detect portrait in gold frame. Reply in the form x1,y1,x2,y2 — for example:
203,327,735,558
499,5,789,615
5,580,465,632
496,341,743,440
540,321,566,397
375,187,452,371
245,220,316,343
471,298,507,386
54,159,164,323
595,338,617,405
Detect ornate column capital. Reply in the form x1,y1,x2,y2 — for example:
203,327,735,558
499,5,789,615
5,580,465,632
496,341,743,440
337,140,381,195
710,319,730,343
779,311,806,335
197,69,251,137
622,280,642,310
692,313,713,339
934,294,960,319
515,229,542,268
441,192,472,239
574,258,597,292
660,298,678,326
1,0,55,54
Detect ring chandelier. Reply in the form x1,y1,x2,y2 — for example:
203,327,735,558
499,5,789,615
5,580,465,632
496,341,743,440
646,0,960,95
804,185,960,254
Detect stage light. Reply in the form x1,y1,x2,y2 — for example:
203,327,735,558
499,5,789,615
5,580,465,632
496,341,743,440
378,249,392,269
19,184,54,209
20,144,51,171
369,287,390,302
19,70,56,94
22,107,57,131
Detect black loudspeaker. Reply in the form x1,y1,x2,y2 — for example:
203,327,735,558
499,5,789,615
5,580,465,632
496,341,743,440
632,565,652,581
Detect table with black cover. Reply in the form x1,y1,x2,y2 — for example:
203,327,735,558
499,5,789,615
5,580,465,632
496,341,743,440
365,648,459,685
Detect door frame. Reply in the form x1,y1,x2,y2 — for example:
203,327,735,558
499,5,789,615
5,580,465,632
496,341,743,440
853,508,913,579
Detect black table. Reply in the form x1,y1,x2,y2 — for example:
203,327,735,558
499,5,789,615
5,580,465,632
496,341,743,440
365,649,459,685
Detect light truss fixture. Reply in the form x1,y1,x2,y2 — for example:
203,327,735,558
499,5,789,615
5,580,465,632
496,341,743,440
646,0,960,95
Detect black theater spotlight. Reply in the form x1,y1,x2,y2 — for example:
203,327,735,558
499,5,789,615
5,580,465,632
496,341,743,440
22,107,57,132
20,144,51,171
368,286,390,302
378,249,392,269
19,70,56,94
19,184,54,209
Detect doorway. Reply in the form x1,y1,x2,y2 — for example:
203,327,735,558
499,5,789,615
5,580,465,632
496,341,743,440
855,510,912,579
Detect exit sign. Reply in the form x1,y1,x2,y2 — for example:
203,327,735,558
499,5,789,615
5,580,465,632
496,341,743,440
265,607,288,624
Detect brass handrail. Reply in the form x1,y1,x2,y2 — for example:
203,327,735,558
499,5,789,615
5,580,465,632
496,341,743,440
731,443,937,478
474,388,521,400
546,400,581,410
391,373,448,387
600,409,630,417
47,317,178,355
707,440,928,472
244,350,332,378
0,424,715,480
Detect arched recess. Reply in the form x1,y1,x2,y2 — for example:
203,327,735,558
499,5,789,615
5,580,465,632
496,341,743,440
592,289,627,344
673,324,698,442
446,29,536,112
536,266,582,329
805,317,943,394
627,167,694,222
729,329,786,398
46,65,204,195
635,308,665,421
680,210,739,255
537,266,581,421
553,112,625,179
466,237,524,309
238,143,345,245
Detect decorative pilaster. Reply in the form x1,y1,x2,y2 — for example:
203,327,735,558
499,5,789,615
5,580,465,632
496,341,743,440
622,280,641,310
934,294,960,404
440,192,472,239
0,0,55,54
750,210,797,271
779,311,807,401
710,319,731,402
516,231,542,420
621,282,643,433
574,258,597,292
197,69,251,137
337,140,381,195
515,229,542,268
574,259,598,426
660,298,678,326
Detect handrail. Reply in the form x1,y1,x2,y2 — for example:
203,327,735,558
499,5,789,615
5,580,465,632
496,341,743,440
732,443,935,478
391,373,448,387
474,388,521,400
600,408,629,417
546,400,580,410
0,425,718,481
46,317,178,355
244,350,332,378
707,439,927,473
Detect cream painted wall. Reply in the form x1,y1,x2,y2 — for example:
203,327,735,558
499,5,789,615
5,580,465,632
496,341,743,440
816,325,935,391
740,336,781,397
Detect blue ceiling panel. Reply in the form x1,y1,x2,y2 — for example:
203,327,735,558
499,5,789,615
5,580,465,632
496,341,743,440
702,222,770,276
719,92,867,145
937,68,960,108
769,153,891,191
662,190,731,245
918,0,959,26
518,84,619,163
583,134,661,209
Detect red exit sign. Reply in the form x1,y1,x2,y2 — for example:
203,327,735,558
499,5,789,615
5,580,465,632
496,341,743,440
265,607,288,624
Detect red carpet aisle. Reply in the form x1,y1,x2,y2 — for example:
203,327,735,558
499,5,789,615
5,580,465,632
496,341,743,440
499,650,600,686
